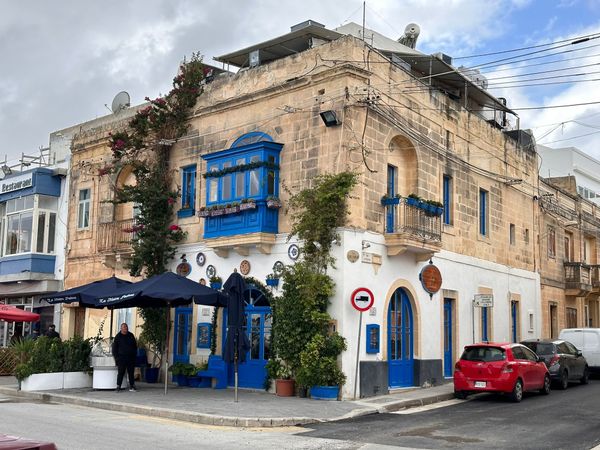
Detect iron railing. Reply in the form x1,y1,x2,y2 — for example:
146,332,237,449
384,201,442,242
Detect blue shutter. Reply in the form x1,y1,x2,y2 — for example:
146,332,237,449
178,165,196,218
443,175,451,225
479,189,487,236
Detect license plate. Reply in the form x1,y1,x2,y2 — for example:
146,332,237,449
474,381,486,388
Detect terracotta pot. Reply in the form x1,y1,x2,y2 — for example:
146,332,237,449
275,378,295,397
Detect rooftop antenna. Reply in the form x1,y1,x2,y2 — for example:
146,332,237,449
110,91,131,114
362,1,366,43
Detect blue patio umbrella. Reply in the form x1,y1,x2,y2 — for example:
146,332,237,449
221,272,250,402
41,276,132,336
41,276,132,307
94,271,228,394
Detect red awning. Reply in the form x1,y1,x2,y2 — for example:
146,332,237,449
0,305,40,323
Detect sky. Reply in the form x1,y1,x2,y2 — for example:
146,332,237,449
1,0,600,165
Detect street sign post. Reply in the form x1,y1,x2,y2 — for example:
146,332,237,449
350,287,374,400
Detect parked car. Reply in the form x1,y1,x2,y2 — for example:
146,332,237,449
558,328,600,374
0,433,57,449
453,342,550,402
521,339,589,388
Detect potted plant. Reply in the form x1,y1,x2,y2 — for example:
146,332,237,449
380,193,400,206
239,198,256,211
265,273,279,287
424,200,444,217
198,206,210,218
266,196,281,209
210,276,222,290
406,193,421,207
266,359,295,397
296,334,347,401
188,361,210,388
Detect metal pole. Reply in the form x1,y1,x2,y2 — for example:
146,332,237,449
164,308,170,395
472,300,475,344
234,330,238,403
109,308,114,338
353,311,363,400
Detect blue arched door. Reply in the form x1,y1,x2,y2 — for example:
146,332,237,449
222,284,272,389
388,288,414,387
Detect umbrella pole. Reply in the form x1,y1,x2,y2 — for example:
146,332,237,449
164,308,170,395
234,330,238,403
109,308,114,338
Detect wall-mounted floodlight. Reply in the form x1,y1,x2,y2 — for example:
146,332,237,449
320,110,341,127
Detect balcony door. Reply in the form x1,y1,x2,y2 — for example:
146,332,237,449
386,165,397,233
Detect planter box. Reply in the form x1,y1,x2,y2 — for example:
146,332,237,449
224,206,240,215
266,278,280,287
210,282,222,290
310,385,339,400
21,372,64,391
198,210,210,218
239,202,256,211
63,371,92,389
145,367,159,383
381,197,400,206
266,200,281,209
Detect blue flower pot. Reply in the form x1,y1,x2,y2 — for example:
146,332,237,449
210,282,222,290
187,376,202,388
266,278,279,287
310,385,339,400
145,367,159,383
176,374,189,386
381,197,400,206
406,197,420,207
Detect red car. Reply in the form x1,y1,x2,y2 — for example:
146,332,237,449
0,434,57,450
453,342,551,402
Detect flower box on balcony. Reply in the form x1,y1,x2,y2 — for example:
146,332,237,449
210,208,225,217
224,206,240,215
381,196,400,206
266,278,280,287
198,209,210,218
405,197,420,207
239,202,257,211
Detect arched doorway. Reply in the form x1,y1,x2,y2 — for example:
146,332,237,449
388,288,414,387
223,284,272,388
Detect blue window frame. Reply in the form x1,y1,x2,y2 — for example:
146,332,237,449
479,188,488,236
443,175,452,225
366,324,380,354
481,307,489,341
196,322,211,349
178,165,196,218
202,133,283,239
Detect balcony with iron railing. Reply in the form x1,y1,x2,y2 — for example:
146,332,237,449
564,262,593,296
97,218,138,253
383,198,442,260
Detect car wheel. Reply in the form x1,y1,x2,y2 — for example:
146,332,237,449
559,370,569,390
510,379,523,403
540,375,551,395
581,367,589,385
454,390,468,400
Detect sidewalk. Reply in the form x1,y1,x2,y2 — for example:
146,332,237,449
0,376,454,428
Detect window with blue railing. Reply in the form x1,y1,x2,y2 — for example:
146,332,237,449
201,133,283,239
178,165,196,218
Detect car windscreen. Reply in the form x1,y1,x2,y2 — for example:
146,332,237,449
461,346,505,362
522,342,554,355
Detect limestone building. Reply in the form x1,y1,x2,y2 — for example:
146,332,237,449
62,20,541,398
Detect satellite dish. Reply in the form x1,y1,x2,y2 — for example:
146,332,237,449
111,91,130,114
404,23,421,39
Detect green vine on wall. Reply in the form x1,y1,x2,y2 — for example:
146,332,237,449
268,172,358,388
100,53,206,365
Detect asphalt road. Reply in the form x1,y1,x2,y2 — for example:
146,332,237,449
0,396,369,450
301,379,600,449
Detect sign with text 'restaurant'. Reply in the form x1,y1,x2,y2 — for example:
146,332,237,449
1,173,33,194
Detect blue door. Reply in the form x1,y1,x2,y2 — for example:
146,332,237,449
386,165,397,233
388,288,414,388
222,285,272,389
173,307,192,364
443,299,453,378
482,307,489,342
511,301,518,342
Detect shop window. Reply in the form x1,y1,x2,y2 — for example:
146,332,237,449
178,165,196,218
78,189,91,229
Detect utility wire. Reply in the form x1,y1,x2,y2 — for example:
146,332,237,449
453,32,600,60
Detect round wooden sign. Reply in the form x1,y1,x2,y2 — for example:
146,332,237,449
419,263,442,295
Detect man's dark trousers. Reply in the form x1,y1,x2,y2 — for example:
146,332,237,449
117,359,135,388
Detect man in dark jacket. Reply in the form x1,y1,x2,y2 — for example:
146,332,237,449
112,323,137,392
45,324,60,340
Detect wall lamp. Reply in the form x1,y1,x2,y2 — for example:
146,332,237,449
320,110,341,127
